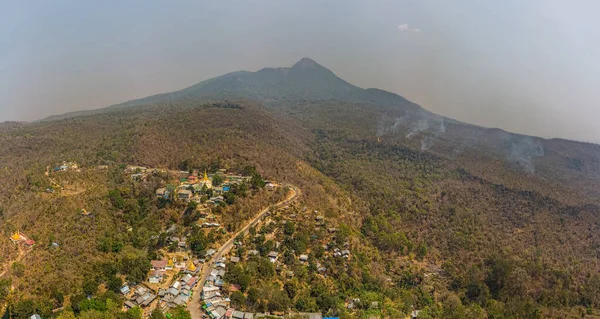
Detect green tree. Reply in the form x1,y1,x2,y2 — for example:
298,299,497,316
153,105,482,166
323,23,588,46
442,294,466,319
465,276,490,306
107,276,123,293
97,237,112,253
10,299,36,318
187,201,198,211
0,279,11,305
108,189,125,209
212,174,223,186
247,287,259,307
71,294,87,314
121,252,150,284
56,311,77,319
230,291,246,308
268,291,290,312
11,262,25,277
284,281,297,299
168,306,191,319
127,306,143,319
78,309,106,319
79,298,107,312
50,288,65,308
284,221,295,236
257,258,275,278
189,227,208,257
313,245,325,259
223,191,236,204
83,278,99,296
485,257,513,299
416,243,428,261
295,295,317,312
250,173,265,189
283,249,295,266
150,308,166,319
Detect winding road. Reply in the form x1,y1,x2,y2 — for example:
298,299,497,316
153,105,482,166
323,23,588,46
188,185,300,318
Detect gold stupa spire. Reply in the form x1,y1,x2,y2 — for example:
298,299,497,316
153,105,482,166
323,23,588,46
11,232,20,241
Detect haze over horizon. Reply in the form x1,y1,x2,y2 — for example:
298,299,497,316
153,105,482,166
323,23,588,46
1,0,599,142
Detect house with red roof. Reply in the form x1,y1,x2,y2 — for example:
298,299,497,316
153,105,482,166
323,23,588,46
151,260,168,271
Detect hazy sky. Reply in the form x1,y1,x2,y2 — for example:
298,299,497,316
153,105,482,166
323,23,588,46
1,1,599,142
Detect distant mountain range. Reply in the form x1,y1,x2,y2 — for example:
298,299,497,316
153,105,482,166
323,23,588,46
41,58,431,121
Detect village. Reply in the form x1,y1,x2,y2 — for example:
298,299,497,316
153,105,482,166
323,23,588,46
115,166,350,318
114,165,326,318
6,161,361,319
116,191,357,319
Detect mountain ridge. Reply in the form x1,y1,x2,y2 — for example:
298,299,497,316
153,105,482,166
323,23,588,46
36,57,599,149
40,58,426,122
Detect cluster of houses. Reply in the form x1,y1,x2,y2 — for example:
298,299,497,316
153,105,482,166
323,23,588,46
199,255,318,319
121,227,202,312
201,257,231,318
154,169,279,205
199,249,296,318
121,256,200,312
311,214,352,260
156,170,246,204
121,285,158,309
238,207,354,287
193,206,349,319
157,271,199,309
126,165,167,182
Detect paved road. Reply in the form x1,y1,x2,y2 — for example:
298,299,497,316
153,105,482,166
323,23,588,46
188,185,300,318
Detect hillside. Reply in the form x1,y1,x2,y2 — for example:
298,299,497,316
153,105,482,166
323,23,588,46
41,58,600,205
1,59,600,318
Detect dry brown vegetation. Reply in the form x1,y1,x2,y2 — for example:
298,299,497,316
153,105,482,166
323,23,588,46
0,99,599,318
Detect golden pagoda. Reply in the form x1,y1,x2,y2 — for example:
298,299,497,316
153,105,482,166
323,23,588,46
200,170,212,189
167,258,174,269
10,231,22,243
188,262,196,272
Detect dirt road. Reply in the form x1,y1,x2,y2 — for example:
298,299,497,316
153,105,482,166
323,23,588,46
188,185,299,318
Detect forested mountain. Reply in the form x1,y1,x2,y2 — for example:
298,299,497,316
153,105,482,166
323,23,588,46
110,58,423,112
98,58,600,206
3,59,600,318
41,58,425,122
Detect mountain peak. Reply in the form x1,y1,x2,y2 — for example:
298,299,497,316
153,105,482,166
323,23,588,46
106,57,424,115
292,58,324,70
